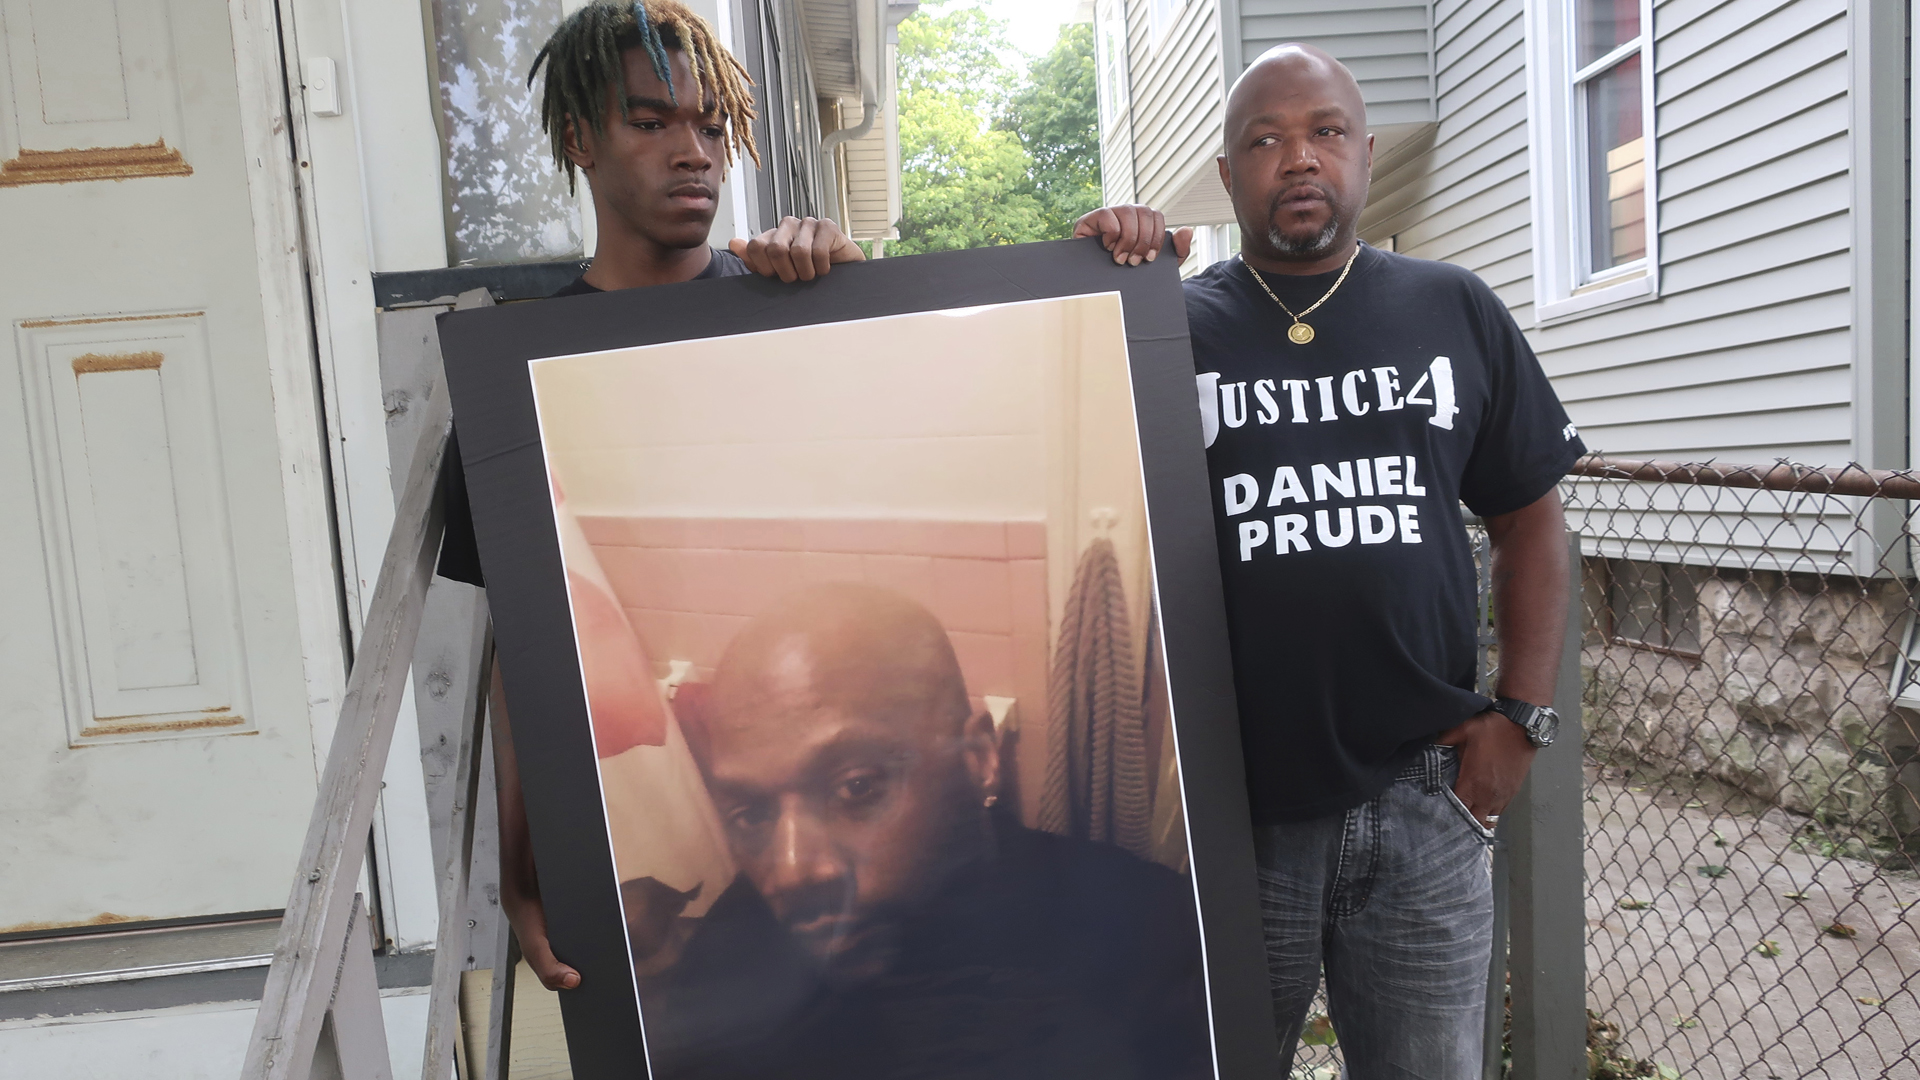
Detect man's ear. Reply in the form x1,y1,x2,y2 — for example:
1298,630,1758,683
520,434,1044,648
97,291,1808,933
1366,132,1375,174
563,116,595,172
1217,152,1231,195
961,708,1001,798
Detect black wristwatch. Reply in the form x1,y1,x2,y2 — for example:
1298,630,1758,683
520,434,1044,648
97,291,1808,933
1492,698,1559,748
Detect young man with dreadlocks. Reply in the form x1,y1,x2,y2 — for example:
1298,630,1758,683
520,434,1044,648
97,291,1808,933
539,0,859,288
460,0,1183,999
437,0,859,997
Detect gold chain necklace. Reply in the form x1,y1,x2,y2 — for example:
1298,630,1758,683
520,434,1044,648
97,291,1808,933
1240,245,1361,345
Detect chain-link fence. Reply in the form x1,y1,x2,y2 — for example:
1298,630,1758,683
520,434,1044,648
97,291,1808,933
1284,457,1920,1079
1569,456,1920,1080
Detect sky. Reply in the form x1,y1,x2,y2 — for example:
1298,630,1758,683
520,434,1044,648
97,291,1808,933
971,0,1088,56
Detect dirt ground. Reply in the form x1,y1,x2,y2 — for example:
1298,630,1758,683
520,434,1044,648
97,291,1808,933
1585,770,1920,1079
1282,768,1920,1080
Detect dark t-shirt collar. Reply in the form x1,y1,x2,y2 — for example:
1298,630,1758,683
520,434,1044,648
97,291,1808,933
549,246,751,297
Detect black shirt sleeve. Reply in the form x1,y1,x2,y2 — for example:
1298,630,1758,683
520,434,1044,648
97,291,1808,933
1457,282,1588,518
439,250,754,589
435,426,485,587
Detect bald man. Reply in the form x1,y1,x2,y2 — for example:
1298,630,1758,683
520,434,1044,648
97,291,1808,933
635,584,1210,1080
1078,46,1583,1078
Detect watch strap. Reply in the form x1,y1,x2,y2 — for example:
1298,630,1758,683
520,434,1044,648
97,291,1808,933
1492,697,1538,727
1493,697,1555,747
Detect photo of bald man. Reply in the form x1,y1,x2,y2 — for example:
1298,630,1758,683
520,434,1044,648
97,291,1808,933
642,583,1207,1080
527,293,1216,1080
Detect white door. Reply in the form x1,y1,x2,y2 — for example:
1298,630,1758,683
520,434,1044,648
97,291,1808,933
0,0,335,930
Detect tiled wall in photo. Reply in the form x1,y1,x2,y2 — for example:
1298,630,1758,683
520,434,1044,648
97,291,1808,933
579,515,1051,773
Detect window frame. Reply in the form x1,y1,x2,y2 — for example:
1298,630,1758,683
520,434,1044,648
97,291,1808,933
1525,0,1659,324
1096,0,1132,134
1601,557,1702,661
1147,0,1187,49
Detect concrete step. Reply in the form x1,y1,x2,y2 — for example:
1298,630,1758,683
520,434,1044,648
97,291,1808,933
0,917,569,1079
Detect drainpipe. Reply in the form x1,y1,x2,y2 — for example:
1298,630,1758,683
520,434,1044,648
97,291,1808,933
822,0,884,153
821,100,877,152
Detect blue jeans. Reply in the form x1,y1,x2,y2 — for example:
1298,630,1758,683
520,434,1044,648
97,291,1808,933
1254,743,1495,1079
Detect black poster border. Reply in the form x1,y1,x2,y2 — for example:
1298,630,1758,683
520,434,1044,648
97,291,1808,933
436,236,1278,1079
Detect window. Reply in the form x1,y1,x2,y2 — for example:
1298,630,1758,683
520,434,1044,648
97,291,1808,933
1147,0,1185,47
1095,0,1131,134
1094,0,1137,204
1603,559,1700,657
1181,224,1241,278
1525,0,1657,322
428,0,585,263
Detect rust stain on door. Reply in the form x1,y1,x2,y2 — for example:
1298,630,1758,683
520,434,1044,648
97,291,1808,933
0,912,144,936
72,350,163,375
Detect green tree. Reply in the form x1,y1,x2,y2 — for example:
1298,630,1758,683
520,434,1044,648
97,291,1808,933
892,5,1045,254
1001,23,1103,238
891,4,1107,254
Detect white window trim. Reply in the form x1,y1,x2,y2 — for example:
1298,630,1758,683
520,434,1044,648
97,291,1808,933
1525,0,1659,325
1096,0,1132,133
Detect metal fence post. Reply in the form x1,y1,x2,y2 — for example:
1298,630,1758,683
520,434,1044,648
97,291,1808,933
1506,530,1587,1080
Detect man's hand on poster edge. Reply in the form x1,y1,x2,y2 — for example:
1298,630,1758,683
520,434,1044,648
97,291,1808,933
1072,205,1194,267
1434,710,1537,830
502,877,582,992
730,215,866,283
492,669,582,992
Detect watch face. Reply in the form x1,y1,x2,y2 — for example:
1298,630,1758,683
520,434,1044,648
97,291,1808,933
1533,707,1560,744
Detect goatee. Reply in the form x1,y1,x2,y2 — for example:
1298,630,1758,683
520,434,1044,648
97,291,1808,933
1268,216,1343,260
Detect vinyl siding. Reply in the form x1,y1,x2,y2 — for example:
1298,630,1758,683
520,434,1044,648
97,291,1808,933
1122,0,1439,220
1125,0,1226,210
841,124,895,237
1547,0,1853,466
1123,0,1865,570
1363,0,1853,471
1239,0,1437,126
1100,117,1140,207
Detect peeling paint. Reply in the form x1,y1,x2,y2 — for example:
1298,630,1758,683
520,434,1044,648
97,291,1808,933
0,912,143,936
72,350,164,375
79,712,247,737
0,140,193,186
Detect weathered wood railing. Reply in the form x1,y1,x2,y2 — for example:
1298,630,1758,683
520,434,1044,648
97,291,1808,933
242,301,510,1079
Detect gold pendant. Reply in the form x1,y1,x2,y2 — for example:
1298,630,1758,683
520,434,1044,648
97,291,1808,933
1287,322,1315,345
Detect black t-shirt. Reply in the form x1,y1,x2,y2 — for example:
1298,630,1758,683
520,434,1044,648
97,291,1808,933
637,815,1211,1080
436,248,752,586
1183,244,1585,823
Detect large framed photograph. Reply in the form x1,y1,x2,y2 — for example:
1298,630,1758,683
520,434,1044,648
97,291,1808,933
438,240,1276,1079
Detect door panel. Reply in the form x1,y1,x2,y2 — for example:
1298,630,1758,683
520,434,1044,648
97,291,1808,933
0,0,324,930
17,313,256,743
0,0,193,183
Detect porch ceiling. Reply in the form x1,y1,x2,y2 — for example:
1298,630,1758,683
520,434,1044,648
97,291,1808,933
799,0,860,98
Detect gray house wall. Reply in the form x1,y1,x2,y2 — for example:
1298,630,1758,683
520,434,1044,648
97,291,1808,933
1364,0,1854,466
1112,0,1861,468
1102,0,1439,223
1356,0,1538,318
1239,0,1436,128
1122,0,1228,215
